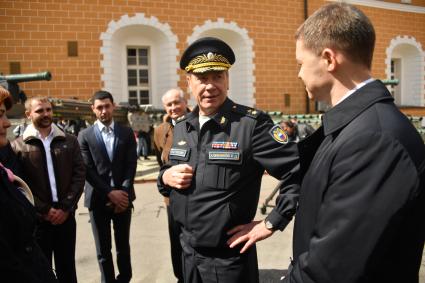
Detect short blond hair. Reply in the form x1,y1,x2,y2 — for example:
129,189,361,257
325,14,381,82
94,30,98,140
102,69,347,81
24,96,51,111
295,3,375,69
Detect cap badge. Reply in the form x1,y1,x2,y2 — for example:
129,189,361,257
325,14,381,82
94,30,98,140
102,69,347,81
185,53,231,73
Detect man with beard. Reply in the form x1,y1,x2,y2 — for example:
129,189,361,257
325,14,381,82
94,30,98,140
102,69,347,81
78,91,137,283
11,97,86,283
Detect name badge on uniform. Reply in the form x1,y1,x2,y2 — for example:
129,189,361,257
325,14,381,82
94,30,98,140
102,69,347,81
211,141,238,150
170,148,188,158
209,151,240,161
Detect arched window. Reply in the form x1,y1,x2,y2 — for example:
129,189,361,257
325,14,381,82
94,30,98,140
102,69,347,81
187,18,255,107
100,14,179,108
386,36,424,106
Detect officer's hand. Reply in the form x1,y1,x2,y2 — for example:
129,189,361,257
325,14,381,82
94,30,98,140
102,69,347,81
227,220,274,253
162,164,193,189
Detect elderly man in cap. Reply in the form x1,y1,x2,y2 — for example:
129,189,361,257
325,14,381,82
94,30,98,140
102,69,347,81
157,37,300,282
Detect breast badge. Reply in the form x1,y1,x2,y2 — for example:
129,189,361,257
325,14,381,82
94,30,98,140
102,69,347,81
211,141,238,149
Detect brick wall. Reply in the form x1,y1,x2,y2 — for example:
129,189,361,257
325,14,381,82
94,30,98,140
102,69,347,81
1,0,424,114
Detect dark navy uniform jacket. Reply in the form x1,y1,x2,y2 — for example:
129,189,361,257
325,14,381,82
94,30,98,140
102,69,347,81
284,80,425,283
158,98,300,248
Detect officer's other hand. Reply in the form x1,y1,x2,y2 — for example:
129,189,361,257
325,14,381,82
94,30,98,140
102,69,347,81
227,220,274,253
163,164,193,189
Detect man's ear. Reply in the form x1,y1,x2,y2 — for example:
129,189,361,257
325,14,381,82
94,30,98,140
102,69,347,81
24,110,31,119
186,74,191,85
225,71,230,90
321,48,337,72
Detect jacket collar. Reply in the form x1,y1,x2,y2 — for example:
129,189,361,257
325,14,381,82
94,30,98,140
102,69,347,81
22,123,65,142
185,98,233,132
322,80,394,136
165,107,192,127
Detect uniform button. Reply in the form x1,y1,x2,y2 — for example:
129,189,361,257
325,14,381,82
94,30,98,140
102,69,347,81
25,245,33,253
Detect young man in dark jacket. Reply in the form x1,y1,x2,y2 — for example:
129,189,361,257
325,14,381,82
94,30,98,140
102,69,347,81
78,91,137,283
283,3,425,282
12,97,85,283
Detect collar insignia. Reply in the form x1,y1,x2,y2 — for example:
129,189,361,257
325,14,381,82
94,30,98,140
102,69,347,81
220,116,226,124
178,140,187,146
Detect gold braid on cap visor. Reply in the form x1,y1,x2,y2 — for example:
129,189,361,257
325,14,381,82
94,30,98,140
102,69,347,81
185,53,231,72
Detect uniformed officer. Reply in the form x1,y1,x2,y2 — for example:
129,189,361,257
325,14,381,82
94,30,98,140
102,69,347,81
157,37,300,283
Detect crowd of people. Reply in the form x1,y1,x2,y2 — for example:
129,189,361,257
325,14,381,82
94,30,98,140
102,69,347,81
1,3,424,283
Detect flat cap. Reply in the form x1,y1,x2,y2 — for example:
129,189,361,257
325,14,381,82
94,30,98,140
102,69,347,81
180,37,235,73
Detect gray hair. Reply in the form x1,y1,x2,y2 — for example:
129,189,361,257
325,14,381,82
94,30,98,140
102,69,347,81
161,88,185,104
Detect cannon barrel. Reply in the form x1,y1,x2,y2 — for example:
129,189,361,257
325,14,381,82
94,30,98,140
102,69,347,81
381,79,399,87
0,71,52,83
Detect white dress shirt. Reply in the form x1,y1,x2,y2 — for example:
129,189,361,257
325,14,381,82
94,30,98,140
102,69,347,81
37,127,58,202
96,120,115,161
335,78,376,106
199,115,212,129
96,120,115,187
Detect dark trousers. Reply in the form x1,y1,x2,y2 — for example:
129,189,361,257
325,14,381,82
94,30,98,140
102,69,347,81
180,237,259,283
167,206,183,282
37,214,77,283
89,206,132,283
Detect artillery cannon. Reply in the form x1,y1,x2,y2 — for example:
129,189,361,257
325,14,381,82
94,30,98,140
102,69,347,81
0,71,52,105
0,71,51,84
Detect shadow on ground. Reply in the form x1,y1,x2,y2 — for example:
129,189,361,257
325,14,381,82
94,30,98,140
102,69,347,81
259,269,288,282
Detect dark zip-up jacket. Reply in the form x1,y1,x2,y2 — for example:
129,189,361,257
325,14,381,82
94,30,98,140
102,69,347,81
11,124,86,214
